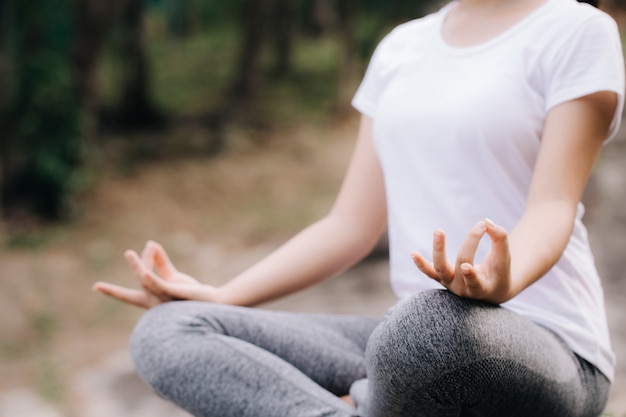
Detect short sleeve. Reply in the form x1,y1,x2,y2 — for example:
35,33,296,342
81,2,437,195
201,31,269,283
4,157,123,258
351,11,446,118
351,34,395,117
544,13,625,141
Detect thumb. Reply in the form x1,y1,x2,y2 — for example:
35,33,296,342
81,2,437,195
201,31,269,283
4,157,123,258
484,219,509,261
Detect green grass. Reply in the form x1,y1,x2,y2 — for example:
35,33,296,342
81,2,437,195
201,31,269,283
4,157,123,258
99,13,356,125
148,27,240,116
257,37,344,124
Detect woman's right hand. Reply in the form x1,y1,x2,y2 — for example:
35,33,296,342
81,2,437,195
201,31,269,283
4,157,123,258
93,241,223,309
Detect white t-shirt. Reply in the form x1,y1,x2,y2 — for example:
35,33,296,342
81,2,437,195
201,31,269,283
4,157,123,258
352,0,624,380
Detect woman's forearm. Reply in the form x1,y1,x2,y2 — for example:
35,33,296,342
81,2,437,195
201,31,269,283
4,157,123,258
93,115,387,309
215,213,386,307
506,199,577,300
505,93,616,300
215,116,386,307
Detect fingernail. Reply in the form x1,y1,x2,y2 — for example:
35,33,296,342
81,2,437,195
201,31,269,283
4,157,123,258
484,218,496,227
461,264,471,275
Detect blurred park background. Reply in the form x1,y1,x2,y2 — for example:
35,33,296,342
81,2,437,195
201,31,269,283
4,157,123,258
1,0,626,416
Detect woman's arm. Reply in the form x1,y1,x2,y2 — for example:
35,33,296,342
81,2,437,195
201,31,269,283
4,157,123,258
505,91,618,299
216,116,387,306
94,116,387,308
411,91,618,304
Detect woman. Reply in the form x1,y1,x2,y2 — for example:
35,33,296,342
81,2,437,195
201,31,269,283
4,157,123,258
94,0,624,415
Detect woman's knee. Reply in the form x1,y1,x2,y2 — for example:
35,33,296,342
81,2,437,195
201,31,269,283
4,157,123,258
130,301,225,393
129,302,182,388
362,291,605,416
366,290,505,381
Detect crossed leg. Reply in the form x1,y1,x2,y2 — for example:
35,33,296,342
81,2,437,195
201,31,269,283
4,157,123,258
130,301,380,417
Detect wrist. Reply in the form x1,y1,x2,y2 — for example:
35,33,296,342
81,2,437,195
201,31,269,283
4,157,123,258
491,276,525,304
212,284,247,306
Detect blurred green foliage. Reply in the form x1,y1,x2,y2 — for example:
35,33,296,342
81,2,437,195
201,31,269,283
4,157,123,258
0,0,433,227
2,0,80,221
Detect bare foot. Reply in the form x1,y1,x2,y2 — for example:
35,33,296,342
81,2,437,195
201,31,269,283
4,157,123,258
340,395,355,408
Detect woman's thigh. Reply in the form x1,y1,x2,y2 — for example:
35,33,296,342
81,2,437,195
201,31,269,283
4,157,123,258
355,289,610,417
130,301,380,417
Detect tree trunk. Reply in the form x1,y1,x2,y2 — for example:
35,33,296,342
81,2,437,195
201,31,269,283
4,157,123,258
271,0,295,77
0,0,12,230
335,0,359,112
313,0,338,34
3,0,80,221
230,0,270,102
74,0,124,143
116,0,159,127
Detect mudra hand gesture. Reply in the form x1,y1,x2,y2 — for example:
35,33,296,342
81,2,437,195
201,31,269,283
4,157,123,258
93,241,220,309
411,218,512,304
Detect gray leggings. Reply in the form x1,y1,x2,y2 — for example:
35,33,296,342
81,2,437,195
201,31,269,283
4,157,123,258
130,289,610,417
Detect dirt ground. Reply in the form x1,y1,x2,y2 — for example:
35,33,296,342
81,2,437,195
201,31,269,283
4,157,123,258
583,130,626,415
0,115,625,416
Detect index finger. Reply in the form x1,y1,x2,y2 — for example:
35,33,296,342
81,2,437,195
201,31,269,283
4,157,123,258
125,250,148,281
141,242,156,271
455,220,487,268
125,250,171,297
484,219,510,260
151,241,178,279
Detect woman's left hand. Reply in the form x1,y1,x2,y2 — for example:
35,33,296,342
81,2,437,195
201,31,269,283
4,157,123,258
411,219,512,304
